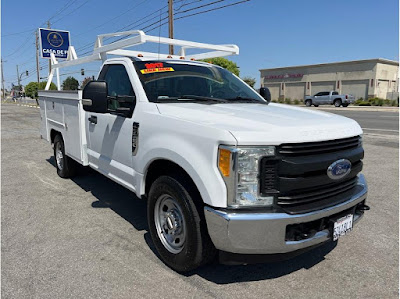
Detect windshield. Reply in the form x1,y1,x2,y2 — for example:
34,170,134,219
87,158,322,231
134,61,266,104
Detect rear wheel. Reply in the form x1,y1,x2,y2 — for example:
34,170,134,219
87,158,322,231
147,175,216,272
53,135,76,178
334,99,342,107
305,99,312,107
342,103,349,107
314,104,319,107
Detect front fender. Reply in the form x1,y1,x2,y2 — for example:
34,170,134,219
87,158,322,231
134,112,237,208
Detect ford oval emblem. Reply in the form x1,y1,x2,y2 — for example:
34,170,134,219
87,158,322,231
327,159,352,180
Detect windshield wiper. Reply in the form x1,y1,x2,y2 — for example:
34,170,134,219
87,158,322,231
225,96,267,104
153,95,228,103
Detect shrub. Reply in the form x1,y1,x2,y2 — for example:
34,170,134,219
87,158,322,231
358,101,371,106
391,100,398,107
284,98,291,105
294,99,300,105
278,98,285,103
272,100,278,103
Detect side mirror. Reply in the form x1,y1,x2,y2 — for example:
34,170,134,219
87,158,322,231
82,81,108,113
259,87,271,104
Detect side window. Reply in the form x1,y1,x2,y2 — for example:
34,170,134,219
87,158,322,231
322,92,330,96
315,92,322,96
332,91,338,95
99,64,135,111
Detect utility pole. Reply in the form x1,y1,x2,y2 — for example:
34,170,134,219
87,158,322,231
1,59,5,100
35,31,40,85
168,0,174,55
47,21,51,75
16,65,20,86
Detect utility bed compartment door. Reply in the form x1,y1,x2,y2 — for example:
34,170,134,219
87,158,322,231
39,91,87,165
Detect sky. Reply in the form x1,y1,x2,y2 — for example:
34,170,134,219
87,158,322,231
1,0,399,90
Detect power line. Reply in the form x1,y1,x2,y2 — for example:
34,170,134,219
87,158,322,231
175,0,250,20
174,0,224,15
52,0,93,24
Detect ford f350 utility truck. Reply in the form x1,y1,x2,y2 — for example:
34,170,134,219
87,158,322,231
39,31,369,272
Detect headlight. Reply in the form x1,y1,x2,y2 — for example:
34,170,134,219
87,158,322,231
218,146,275,208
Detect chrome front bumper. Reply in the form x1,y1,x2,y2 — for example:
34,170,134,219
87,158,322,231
204,174,368,254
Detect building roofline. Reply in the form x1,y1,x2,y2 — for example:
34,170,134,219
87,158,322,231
259,58,399,72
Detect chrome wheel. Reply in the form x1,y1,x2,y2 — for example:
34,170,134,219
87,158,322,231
55,142,64,170
154,194,186,254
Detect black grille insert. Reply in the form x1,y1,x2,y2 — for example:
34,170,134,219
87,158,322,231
259,158,279,194
277,177,358,206
278,136,361,156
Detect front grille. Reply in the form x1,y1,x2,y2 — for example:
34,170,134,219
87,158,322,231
277,177,358,205
260,135,363,214
278,136,361,156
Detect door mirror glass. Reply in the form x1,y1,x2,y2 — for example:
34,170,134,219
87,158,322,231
259,87,271,103
82,81,108,113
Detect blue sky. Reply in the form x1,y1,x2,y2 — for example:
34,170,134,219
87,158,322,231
2,0,399,89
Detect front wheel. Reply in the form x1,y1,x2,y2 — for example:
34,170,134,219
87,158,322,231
147,176,216,272
305,99,312,107
342,103,349,107
53,135,76,178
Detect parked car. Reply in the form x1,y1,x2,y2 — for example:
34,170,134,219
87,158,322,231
305,91,355,107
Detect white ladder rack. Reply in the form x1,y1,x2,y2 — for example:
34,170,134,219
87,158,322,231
46,30,239,90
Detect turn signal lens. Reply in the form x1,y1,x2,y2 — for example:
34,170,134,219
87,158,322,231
218,149,231,177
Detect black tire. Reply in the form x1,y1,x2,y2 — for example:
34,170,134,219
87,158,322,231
342,103,349,107
147,175,216,272
305,99,312,107
53,134,76,178
314,104,319,107
334,99,342,107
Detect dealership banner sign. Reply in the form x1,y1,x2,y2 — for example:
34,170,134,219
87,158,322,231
39,28,70,59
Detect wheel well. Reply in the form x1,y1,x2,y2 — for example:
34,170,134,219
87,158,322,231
334,98,342,102
50,129,61,144
145,159,200,199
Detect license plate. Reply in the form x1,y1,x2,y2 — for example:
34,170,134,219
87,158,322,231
333,214,353,241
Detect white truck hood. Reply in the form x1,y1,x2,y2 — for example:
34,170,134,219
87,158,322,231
156,103,363,145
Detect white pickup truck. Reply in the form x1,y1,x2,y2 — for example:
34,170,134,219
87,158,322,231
305,91,356,107
39,31,369,272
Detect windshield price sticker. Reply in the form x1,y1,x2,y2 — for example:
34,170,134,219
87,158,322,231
140,62,174,74
141,67,174,74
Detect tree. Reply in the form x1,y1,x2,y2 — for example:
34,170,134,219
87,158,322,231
242,76,256,88
81,77,92,89
62,76,79,90
201,57,240,76
25,81,57,99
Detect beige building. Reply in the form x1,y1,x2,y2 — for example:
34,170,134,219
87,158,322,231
260,58,399,101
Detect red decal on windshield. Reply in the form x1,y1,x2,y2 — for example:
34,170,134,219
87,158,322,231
145,62,164,69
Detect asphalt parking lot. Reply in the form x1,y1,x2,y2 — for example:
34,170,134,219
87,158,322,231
1,103,398,299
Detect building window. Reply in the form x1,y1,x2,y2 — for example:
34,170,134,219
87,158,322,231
337,81,340,89
307,82,310,89
371,79,374,87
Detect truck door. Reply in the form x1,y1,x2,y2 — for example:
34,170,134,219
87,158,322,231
85,62,138,191
319,91,330,104
313,92,323,104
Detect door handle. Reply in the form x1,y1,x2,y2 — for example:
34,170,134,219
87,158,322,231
88,115,97,124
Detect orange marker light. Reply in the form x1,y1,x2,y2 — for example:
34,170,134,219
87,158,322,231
218,149,231,177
